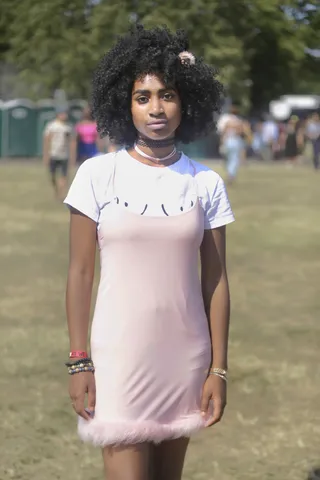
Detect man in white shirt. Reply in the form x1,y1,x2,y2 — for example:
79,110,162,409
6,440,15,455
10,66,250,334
43,107,75,199
261,116,279,161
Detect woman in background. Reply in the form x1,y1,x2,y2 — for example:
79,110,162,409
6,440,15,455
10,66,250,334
284,115,303,165
74,106,100,163
221,114,245,185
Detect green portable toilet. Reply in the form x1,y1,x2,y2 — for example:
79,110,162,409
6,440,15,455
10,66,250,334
0,101,3,158
36,99,56,157
68,99,87,126
180,139,208,159
1,99,37,157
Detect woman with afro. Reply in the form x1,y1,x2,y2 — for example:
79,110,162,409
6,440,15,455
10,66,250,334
64,25,234,480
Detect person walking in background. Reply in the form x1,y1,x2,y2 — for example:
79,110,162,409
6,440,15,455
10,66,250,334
276,121,287,160
241,119,253,162
221,112,245,185
261,115,278,161
43,107,74,200
305,112,320,169
64,25,233,480
216,105,239,136
251,121,264,160
284,115,303,165
73,105,101,164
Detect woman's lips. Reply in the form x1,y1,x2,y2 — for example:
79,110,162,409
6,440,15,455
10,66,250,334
147,121,168,130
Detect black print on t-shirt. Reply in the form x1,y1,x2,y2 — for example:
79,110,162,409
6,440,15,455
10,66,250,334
111,197,195,217
141,205,148,215
161,204,169,216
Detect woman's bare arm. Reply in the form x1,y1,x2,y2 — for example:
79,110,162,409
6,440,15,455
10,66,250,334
42,131,52,166
200,226,230,370
69,135,78,168
199,225,230,425
66,208,97,354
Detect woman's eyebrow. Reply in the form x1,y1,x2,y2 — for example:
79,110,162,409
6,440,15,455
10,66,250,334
132,89,150,96
133,87,176,96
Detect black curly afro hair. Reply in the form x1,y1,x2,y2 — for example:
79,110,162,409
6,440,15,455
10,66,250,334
92,24,224,146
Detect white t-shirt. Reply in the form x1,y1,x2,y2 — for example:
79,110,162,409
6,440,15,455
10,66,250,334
64,149,235,230
217,113,239,134
44,120,73,160
261,121,278,144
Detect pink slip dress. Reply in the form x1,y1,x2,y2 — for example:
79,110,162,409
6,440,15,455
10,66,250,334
78,155,212,446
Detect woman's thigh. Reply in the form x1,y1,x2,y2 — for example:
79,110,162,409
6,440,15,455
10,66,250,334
153,437,190,480
226,149,240,176
102,443,150,480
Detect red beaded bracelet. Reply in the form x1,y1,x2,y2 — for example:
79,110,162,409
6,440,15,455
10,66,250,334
69,351,88,359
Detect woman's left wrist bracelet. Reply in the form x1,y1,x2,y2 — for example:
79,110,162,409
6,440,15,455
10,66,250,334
209,367,228,381
65,357,95,375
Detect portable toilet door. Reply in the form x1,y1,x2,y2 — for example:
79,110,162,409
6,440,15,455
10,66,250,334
36,99,56,157
179,138,208,159
0,101,3,158
1,99,37,157
68,99,87,126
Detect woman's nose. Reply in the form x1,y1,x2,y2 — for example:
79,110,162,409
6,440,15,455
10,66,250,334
149,98,163,116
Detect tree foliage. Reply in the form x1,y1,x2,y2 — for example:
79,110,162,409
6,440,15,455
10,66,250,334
1,0,319,111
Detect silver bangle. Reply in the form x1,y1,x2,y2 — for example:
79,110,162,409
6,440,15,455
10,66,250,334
209,372,228,382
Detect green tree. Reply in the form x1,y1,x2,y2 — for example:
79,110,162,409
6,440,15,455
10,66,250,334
3,0,319,110
0,0,19,59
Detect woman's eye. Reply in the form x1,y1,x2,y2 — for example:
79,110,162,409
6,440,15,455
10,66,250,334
163,93,174,100
137,96,148,104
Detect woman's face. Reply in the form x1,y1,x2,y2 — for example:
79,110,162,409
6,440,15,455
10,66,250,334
82,106,92,121
131,74,181,140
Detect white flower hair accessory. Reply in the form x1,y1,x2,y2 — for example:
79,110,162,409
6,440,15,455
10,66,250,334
178,51,196,66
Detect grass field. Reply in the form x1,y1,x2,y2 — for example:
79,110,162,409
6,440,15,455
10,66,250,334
0,159,319,480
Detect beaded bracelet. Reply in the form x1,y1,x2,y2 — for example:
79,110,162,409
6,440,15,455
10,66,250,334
65,357,93,368
65,357,95,375
68,365,95,375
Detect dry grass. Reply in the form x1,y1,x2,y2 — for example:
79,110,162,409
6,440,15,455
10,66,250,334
0,160,319,480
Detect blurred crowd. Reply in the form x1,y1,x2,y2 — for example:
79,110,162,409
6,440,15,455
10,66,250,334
43,103,320,198
217,107,320,184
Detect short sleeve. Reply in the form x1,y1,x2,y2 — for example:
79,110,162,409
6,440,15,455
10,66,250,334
63,160,100,222
44,122,53,135
204,175,235,230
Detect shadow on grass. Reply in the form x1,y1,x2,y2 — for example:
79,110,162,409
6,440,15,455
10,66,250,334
307,468,320,479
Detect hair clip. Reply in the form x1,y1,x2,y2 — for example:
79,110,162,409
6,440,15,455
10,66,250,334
178,51,196,66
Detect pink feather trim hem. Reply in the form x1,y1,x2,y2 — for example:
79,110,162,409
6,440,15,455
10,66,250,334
78,413,206,446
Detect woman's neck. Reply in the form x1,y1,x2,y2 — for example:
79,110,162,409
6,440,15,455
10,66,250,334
128,141,180,168
136,135,175,149
131,135,178,166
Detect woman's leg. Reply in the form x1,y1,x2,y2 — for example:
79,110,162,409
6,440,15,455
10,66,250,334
226,149,239,185
102,443,150,480
153,437,190,480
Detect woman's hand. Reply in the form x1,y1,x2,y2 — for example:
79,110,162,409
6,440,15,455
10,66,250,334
201,374,227,427
69,371,96,420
